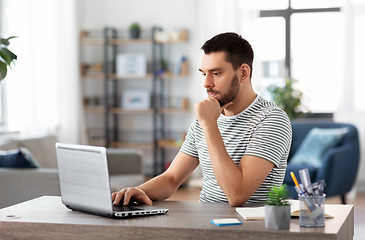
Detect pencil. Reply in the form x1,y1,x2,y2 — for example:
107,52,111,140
290,172,300,189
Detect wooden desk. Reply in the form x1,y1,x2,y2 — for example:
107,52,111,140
0,196,354,240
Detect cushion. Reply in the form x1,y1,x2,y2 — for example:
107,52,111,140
289,127,349,168
18,135,58,168
0,148,40,168
0,140,20,151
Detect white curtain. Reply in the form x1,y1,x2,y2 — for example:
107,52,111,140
335,0,365,194
1,0,83,144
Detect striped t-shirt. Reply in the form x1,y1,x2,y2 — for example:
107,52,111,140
180,95,292,206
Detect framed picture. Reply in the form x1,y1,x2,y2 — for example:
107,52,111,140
116,53,147,77
122,89,151,110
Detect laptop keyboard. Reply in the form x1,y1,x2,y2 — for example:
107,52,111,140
113,205,144,212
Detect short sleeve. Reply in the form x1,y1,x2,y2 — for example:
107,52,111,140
180,119,199,158
244,110,292,167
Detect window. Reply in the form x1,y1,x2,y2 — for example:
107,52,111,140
291,0,343,9
253,17,286,100
257,0,342,113
291,12,344,112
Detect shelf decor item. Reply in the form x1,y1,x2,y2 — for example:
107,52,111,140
265,184,291,230
0,36,17,81
129,23,141,39
116,53,147,77
122,89,151,111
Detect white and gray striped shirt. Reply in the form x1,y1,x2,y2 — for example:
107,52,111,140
180,95,292,206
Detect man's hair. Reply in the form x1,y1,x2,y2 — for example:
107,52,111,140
201,32,254,78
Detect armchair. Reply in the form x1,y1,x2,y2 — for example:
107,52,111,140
283,122,360,204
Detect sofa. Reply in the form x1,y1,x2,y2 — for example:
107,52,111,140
283,122,360,204
0,135,145,209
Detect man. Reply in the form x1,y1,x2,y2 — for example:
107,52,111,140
112,32,292,207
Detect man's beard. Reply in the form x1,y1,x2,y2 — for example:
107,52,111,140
207,75,240,107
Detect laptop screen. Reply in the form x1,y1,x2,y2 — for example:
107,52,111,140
56,143,114,216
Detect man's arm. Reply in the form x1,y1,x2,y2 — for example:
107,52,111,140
112,151,199,206
203,122,274,206
195,97,274,207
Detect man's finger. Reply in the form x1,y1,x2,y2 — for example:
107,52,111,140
123,187,153,206
134,187,153,206
112,189,127,205
123,189,134,206
141,195,153,206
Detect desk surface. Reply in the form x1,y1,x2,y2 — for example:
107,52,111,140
0,196,354,240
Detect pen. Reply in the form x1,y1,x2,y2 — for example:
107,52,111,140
291,172,316,214
294,186,315,212
312,182,319,196
299,169,314,195
318,180,325,196
294,186,323,224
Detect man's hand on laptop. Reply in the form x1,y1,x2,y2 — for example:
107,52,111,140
112,187,153,206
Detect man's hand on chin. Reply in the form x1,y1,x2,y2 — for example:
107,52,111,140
194,97,232,128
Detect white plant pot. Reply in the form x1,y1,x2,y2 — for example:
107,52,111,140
265,205,291,230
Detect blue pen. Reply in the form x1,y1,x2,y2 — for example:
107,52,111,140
294,186,317,213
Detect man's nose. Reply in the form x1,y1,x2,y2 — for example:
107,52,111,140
203,75,214,89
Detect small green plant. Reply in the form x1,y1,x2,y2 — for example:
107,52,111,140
267,78,303,120
0,36,17,81
265,184,290,206
129,23,141,31
129,23,141,39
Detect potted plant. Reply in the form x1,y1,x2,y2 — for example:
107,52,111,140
129,23,141,39
265,184,291,230
0,36,17,81
267,78,304,120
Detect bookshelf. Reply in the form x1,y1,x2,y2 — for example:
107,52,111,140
80,27,189,175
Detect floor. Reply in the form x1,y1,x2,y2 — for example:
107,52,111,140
167,186,365,239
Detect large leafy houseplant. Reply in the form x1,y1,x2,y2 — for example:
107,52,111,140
267,78,303,120
0,36,17,81
265,184,291,230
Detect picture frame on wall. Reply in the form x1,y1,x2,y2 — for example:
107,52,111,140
122,89,151,110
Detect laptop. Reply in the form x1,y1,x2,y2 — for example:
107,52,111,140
55,142,169,218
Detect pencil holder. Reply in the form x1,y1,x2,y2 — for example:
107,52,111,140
299,194,325,227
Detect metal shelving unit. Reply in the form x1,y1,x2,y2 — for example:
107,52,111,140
80,26,188,176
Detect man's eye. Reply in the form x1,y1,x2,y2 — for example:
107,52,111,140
201,73,206,76
213,72,220,76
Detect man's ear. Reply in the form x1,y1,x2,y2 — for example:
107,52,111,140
239,63,250,82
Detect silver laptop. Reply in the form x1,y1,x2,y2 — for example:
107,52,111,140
55,142,169,218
